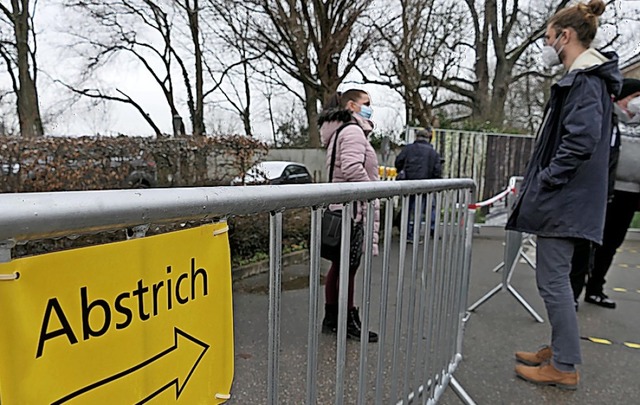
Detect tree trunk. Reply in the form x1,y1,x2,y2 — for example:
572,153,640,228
14,0,43,138
242,59,252,136
409,91,432,128
488,82,509,127
304,84,320,148
188,1,205,136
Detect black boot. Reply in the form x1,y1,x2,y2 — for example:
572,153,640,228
347,307,378,343
322,304,338,334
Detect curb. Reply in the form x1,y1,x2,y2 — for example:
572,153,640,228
232,250,310,282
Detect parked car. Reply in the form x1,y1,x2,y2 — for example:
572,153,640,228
231,161,313,185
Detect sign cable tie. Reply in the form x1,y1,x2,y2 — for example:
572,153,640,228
0,272,19,281
213,226,229,236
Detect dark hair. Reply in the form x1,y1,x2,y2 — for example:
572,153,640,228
323,89,369,110
549,0,605,48
415,129,432,139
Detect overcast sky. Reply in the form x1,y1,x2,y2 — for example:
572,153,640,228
2,1,639,140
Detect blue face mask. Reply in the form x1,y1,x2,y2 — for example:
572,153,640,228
357,104,373,120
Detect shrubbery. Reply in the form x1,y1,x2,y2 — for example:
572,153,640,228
228,209,311,267
0,134,268,192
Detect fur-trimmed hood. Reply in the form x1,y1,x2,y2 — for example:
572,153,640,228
318,108,353,126
319,108,373,147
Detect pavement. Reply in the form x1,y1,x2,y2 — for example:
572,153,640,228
229,228,640,404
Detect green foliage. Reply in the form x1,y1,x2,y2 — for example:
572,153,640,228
631,213,640,229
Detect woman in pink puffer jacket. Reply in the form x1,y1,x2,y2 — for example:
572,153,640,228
318,89,380,343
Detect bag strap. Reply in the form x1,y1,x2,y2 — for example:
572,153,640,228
329,122,359,183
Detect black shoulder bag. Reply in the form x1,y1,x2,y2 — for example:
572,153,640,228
320,122,365,269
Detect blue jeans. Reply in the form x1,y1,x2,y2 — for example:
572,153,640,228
407,195,436,239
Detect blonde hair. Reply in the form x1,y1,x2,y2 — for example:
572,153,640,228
549,0,605,47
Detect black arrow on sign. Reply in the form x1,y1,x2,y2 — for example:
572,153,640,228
52,327,209,404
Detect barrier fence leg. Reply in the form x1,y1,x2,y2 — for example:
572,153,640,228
449,377,477,405
466,283,503,312
467,230,544,323
491,262,505,273
507,284,545,323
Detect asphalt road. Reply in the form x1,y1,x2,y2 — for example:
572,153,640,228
230,231,640,404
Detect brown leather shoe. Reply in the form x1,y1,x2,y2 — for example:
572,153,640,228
515,345,552,366
515,363,579,390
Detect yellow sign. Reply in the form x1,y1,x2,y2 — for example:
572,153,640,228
0,223,233,404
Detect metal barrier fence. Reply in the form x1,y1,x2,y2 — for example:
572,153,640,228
0,179,476,404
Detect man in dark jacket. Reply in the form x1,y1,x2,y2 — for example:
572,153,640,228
395,128,442,241
508,2,623,389
570,78,640,309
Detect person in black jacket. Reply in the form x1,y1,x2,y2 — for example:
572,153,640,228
394,128,442,241
507,0,622,390
570,78,640,309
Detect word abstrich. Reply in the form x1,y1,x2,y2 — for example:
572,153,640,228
36,258,208,358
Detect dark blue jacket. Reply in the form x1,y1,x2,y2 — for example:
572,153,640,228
395,138,442,180
506,51,623,244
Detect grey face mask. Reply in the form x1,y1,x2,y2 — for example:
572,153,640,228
541,33,564,68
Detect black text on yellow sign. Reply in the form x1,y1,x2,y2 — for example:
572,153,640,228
0,223,234,404
37,258,209,358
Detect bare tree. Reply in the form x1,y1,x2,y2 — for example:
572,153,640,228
364,0,467,128
62,0,185,135
0,87,18,135
0,0,44,137
171,0,207,136
461,1,570,125
220,0,374,147
477,0,635,128
63,0,230,136
204,3,261,137
364,0,574,128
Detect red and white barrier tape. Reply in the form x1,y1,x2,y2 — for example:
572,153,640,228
468,186,515,210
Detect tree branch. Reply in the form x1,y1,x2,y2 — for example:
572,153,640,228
55,79,163,136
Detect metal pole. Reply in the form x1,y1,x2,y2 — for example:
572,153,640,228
402,194,423,402
375,199,394,405
335,203,353,405
357,201,376,405
390,196,410,403
267,211,283,405
306,207,322,405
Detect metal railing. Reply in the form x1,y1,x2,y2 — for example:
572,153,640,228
0,179,476,404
